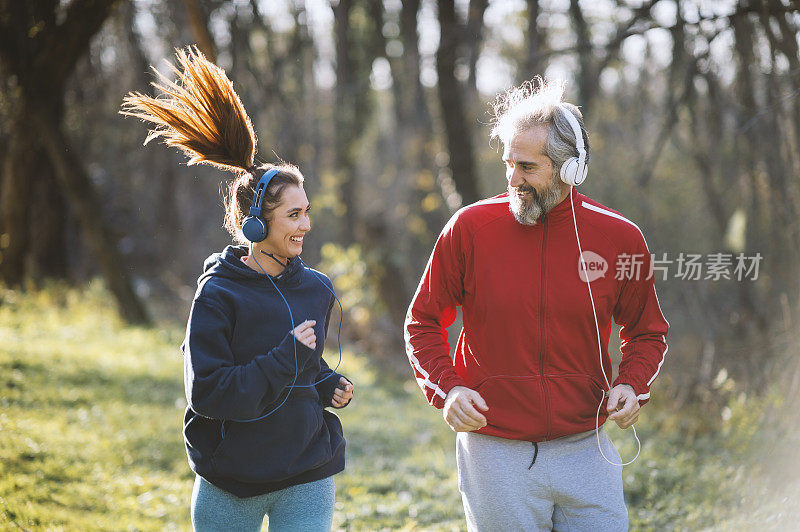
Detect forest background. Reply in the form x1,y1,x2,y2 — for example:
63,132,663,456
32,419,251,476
1,0,800,530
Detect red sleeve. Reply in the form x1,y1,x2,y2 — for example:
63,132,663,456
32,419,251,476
612,235,669,406
404,213,469,409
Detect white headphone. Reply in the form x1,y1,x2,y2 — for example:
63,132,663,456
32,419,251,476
558,104,588,186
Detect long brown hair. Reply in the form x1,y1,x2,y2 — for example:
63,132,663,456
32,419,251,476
120,46,303,243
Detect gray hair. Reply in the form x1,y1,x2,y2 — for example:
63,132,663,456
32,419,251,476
489,77,590,172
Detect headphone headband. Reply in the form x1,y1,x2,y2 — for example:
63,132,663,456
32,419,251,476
248,168,281,218
557,104,588,186
558,104,585,159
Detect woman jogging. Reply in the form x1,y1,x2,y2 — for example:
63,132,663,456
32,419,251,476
121,47,354,531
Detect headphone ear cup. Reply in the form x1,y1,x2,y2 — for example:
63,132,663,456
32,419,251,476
560,157,580,186
242,215,268,242
575,162,588,186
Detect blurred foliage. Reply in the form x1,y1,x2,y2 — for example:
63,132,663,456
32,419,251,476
318,242,410,374
319,243,379,331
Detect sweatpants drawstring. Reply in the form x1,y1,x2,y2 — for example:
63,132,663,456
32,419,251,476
528,442,539,469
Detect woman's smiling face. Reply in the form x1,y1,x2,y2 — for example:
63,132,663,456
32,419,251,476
257,185,311,260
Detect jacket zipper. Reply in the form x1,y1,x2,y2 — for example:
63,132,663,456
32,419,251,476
540,216,551,441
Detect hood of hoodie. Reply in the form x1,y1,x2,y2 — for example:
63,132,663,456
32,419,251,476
198,245,304,288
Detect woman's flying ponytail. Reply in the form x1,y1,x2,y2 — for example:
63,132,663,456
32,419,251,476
120,46,256,174
120,47,305,243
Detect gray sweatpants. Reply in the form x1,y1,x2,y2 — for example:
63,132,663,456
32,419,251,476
456,428,628,531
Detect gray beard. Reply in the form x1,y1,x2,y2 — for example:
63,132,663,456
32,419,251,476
508,173,564,226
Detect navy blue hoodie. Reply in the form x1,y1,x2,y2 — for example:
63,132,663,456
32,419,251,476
182,245,346,498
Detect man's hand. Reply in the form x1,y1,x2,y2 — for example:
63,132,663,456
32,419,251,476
606,384,640,429
443,386,488,432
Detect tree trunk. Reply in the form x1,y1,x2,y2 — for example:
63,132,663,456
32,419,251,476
331,0,382,243
465,0,488,102
28,155,70,279
122,0,182,262
0,0,149,323
362,220,412,373
0,90,69,283
522,0,546,80
332,0,359,243
401,0,431,134
758,2,800,275
730,3,780,384
32,107,150,324
181,0,217,63
733,3,798,266
436,0,479,206
770,1,800,159
399,0,446,276
0,110,34,284
568,0,596,110
282,3,313,166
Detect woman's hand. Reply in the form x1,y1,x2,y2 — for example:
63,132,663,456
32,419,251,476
331,377,354,408
291,320,317,349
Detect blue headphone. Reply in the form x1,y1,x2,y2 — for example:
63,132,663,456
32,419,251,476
242,168,280,242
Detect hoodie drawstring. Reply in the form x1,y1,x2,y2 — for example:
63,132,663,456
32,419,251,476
528,442,539,469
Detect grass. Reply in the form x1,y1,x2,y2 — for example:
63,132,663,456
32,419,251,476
0,283,188,531
1,283,798,530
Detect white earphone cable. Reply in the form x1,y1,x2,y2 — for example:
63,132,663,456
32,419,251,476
569,187,640,467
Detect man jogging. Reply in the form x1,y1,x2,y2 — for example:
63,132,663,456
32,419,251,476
404,78,669,531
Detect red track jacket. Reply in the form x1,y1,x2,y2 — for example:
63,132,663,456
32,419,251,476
404,191,669,441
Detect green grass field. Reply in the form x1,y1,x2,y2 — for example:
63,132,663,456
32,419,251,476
1,284,798,531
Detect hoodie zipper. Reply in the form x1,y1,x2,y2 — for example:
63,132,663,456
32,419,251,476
540,216,551,441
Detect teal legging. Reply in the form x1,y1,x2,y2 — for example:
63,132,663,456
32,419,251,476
191,475,335,531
